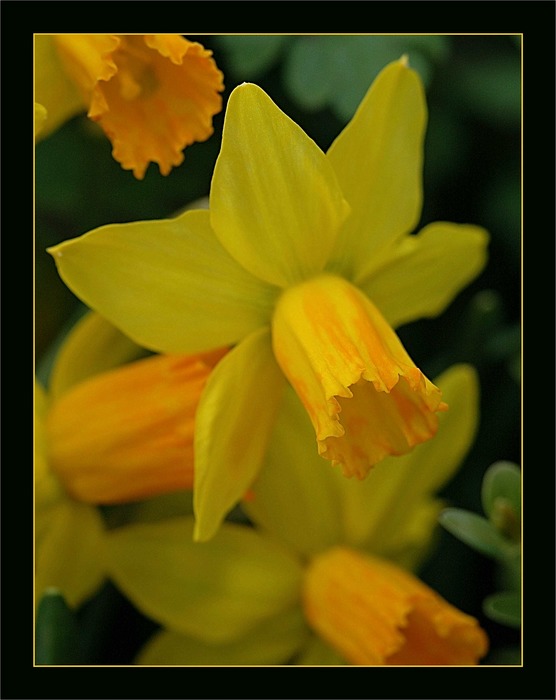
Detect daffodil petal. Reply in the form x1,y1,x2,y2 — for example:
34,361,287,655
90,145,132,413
211,83,349,287
193,328,285,542
335,364,479,557
244,385,344,557
34,103,48,139
34,35,85,140
136,608,308,665
380,499,446,573
48,209,277,354
106,517,303,644
49,311,147,402
35,501,106,609
358,222,489,328
326,58,426,280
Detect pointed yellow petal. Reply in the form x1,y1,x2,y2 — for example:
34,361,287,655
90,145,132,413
327,58,426,280
47,350,226,504
272,274,446,479
49,311,148,402
136,608,308,665
34,35,85,140
358,223,489,327
303,547,489,665
53,35,224,178
211,83,349,287
106,518,303,643
193,328,285,542
48,209,277,354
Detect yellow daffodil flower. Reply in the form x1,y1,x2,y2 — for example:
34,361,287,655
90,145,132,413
35,311,225,605
43,311,227,504
48,58,489,541
34,34,224,178
104,364,489,665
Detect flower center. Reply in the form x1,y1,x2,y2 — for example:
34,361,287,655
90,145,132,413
113,37,159,100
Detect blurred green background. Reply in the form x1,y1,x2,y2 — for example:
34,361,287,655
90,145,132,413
35,34,521,665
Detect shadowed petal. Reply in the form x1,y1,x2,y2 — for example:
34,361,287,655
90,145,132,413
135,608,308,665
193,327,286,542
358,222,489,328
106,517,303,644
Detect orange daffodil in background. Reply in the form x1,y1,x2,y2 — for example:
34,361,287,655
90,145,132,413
34,34,224,178
49,58,489,541
35,311,226,606
105,365,489,665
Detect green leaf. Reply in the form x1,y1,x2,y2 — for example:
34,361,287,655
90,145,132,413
483,591,521,629
284,35,450,123
284,37,336,111
481,462,521,541
438,508,513,560
35,589,82,665
216,35,290,79
482,461,521,516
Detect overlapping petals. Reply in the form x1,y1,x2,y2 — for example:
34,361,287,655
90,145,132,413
357,222,489,328
136,609,309,666
244,364,479,564
105,518,303,643
326,57,426,279
103,365,488,666
193,328,285,541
